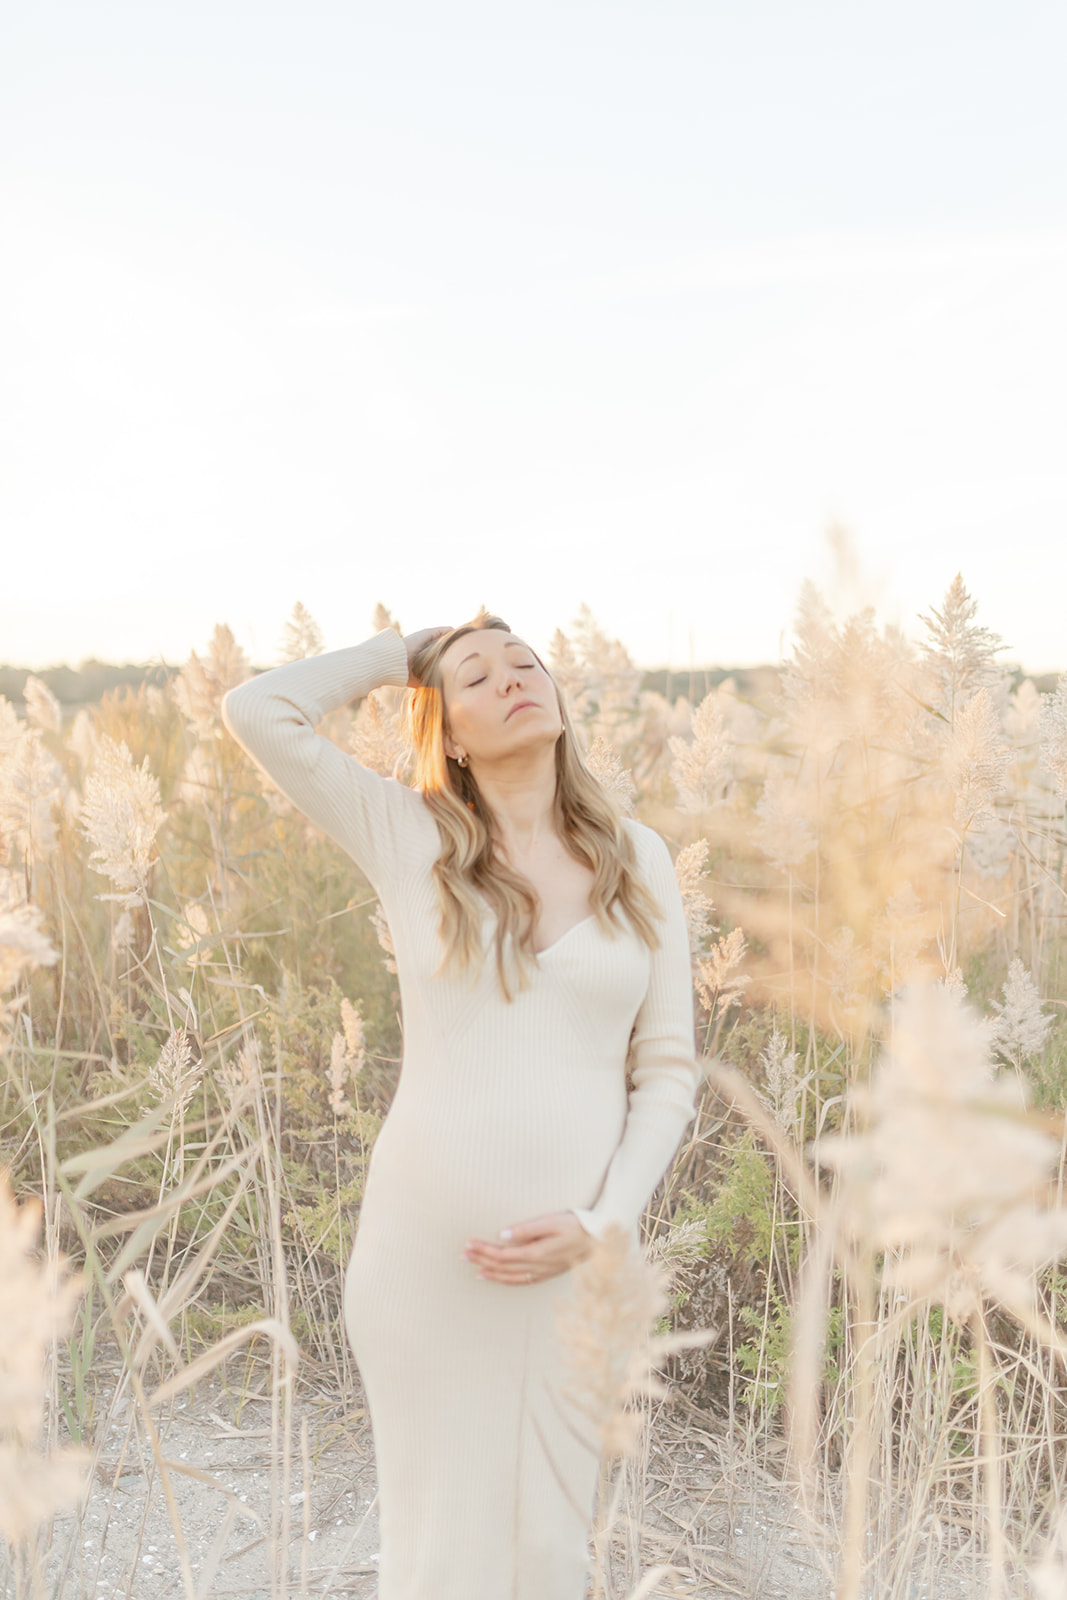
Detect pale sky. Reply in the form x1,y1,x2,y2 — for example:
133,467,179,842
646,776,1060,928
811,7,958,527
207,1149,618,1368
3,2,1066,674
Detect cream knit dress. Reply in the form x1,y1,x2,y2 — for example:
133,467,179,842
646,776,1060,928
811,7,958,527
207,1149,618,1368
222,628,698,1600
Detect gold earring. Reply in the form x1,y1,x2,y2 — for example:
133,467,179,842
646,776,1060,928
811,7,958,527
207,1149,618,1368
456,753,469,767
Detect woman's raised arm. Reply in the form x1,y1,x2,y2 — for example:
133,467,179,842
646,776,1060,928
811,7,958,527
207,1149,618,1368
221,627,434,893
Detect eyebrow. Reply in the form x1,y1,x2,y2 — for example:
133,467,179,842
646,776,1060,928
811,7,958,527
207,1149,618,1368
457,641,527,667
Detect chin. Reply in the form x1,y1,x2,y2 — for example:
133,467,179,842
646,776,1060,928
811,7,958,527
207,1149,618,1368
505,721,560,756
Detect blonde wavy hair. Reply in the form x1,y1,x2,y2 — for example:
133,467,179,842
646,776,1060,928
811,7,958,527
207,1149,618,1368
407,613,663,1000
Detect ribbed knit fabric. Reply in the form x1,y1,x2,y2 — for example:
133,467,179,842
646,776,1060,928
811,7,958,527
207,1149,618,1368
221,628,699,1600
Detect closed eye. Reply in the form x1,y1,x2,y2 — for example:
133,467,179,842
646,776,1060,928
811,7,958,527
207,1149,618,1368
464,663,537,687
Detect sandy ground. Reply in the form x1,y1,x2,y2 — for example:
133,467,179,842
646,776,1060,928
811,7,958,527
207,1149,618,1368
3,1376,989,1600
11,1375,382,1600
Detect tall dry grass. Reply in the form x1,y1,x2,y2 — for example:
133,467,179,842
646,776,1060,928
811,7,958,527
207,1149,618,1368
0,577,1064,1598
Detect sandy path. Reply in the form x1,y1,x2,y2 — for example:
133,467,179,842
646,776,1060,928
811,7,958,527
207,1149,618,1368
14,1378,381,1600
3,1378,984,1599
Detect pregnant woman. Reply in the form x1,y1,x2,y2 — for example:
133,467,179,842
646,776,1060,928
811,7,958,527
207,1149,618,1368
222,613,698,1600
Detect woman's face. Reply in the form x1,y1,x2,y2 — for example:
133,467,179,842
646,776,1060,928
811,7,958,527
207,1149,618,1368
437,629,563,768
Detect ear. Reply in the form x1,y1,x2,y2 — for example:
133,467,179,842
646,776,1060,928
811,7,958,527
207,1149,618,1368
442,732,465,763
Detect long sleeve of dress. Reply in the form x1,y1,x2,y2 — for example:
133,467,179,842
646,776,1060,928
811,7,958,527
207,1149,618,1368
570,827,699,1241
220,627,424,894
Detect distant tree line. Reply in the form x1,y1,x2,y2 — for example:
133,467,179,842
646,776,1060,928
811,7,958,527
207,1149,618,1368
0,658,1054,719
0,660,174,712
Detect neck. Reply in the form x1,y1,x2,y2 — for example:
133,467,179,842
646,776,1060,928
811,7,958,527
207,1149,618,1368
471,746,559,856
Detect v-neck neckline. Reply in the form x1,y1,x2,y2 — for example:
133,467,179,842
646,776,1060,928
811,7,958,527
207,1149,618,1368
533,913,597,958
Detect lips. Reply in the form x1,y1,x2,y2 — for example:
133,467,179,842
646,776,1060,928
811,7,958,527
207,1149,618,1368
505,699,539,721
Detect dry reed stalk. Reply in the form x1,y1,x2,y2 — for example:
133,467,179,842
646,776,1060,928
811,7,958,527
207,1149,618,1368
49,1091,296,1599
777,981,1067,1596
557,1225,673,1462
556,1225,712,1597
0,1175,88,1548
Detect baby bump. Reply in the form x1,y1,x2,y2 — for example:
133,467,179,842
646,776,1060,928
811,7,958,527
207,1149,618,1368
343,1161,560,1382
367,1073,627,1240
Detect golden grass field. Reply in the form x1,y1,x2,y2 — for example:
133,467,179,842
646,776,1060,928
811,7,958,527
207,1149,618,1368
1,579,1066,1600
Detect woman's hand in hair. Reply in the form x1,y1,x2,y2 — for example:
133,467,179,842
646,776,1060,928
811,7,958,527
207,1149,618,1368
402,626,453,687
463,1211,594,1285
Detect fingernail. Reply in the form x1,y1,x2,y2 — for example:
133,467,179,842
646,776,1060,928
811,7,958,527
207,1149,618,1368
499,1228,513,1241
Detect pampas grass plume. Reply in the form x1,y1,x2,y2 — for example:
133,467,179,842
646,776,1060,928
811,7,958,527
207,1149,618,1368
669,691,732,813
327,999,367,1115
0,875,57,1017
350,690,411,778
150,1027,203,1108
174,624,250,742
584,736,636,816
920,572,1004,723
990,957,1052,1066
818,982,1067,1310
556,1225,672,1459
672,839,716,958
943,687,1010,831
0,727,63,867
1040,674,1067,794
79,736,165,905
22,676,62,736
278,601,324,663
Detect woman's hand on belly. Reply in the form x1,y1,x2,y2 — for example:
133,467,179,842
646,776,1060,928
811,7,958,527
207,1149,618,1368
463,1212,594,1286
